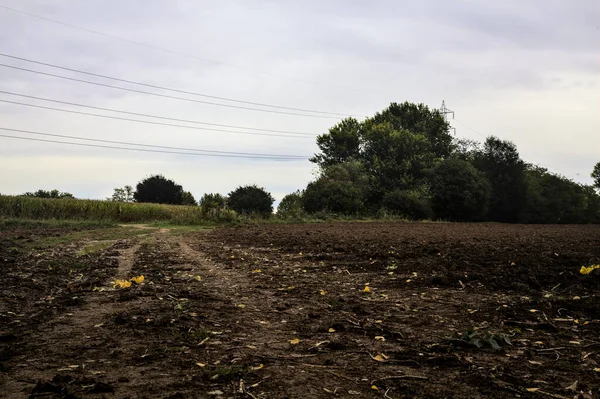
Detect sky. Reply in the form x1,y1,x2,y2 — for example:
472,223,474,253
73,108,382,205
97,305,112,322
0,0,598,203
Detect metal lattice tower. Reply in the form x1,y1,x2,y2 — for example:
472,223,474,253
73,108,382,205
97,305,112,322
439,100,456,134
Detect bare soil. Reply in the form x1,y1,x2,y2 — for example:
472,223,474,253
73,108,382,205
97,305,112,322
1,222,600,398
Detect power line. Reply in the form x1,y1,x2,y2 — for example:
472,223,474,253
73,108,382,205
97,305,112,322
0,90,316,136
0,53,364,118
0,4,382,96
0,99,313,140
0,63,343,119
0,128,309,160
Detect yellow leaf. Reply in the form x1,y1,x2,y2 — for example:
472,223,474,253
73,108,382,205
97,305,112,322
237,304,246,308
406,279,411,283
328,328,335,333
131,275,144,284
371,353,388,362
252,269,262,273
196,362,206,367
572,296,581,300
289,338,301,345
113,279,132,289
194,275,202,281
231,255,235,259
526,388,540,392
371,385,378,390
375,336,385,341
320,290,327,295
298,252,303,255
251,364,264,371
580,264,600,275
363,286,371,293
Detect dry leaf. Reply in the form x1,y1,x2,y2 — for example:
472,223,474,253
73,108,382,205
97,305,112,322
528,360,543,365
246,345,257,349
371,353,388,362
573,296,581,300
375,336,385,341
328,328,335,333
594,368,600,372
363,286,371,293
529,309,538,313
526,388,540,392
131,275,144,284
320,290,327,295
196,362,206,367
371,385,378,390
289,338,301,345
252,269,262,273
250,364,264,371
113,279,132,289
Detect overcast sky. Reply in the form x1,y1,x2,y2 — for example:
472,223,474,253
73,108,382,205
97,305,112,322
0,0,598,203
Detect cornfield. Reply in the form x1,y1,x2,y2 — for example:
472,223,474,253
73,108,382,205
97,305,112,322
0,195,216,224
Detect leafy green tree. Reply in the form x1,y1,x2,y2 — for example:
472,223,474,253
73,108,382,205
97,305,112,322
133,175,184,204
592,162,600,190
110,185,134,202
227,185,274,216
429,158,491,221
181,191,197,206
23,189,74,199
310,118,361,168
521,165,589,223
382,189,433,220
277,191,305,218
199,193,227,211
472,136,527,223
302,162,368,215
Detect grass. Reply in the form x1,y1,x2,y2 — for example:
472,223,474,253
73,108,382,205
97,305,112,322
76,240,116,256
0,217,117,230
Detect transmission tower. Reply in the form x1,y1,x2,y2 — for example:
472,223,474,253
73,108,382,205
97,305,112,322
439,100,456,134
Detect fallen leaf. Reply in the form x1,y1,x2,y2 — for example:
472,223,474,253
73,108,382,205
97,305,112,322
196,362,206,367
528,360,543,365
375,336,385,341
194,275,201,281
348,390,361,395
289,338,301,345
371,385,378,390
529,309,538,313
246,345,257,349
236,304,246,308
594,368,600,372
320,290,327,295
526,388,540,392
328,328,335,333
573,296,581,300
371,353,388,362
252,269,262,273
250,364,264,371
113,279,132,289
406,279,412,283
131,275,144,284
363,286,371,293
569,341,581,345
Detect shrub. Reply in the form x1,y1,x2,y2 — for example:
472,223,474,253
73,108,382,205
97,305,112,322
382,189,433,220
277,191,305,219
303,179,364,215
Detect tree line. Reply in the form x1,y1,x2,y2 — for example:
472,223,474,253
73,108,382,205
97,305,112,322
18,101,600,223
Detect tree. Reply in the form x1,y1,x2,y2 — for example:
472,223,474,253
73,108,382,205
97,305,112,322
181,191,197,206
110,185,134,202
310,118,361,168
382,189,433,220
302,162,368,215
200,193,227,211
227,185,274,216
23,189,74,199
133,175,185,205
472,136,527,223
592,162,600,190
429,158,491,221
277,191,305,218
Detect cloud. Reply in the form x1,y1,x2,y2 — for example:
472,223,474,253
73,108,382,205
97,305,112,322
0,0,598,199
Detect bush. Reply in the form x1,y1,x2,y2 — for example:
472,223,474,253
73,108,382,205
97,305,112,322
199,193,227,212
277,191,305,219
227,185,274,216
382,189,433,220
429,158,491,221
303,179,364,215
